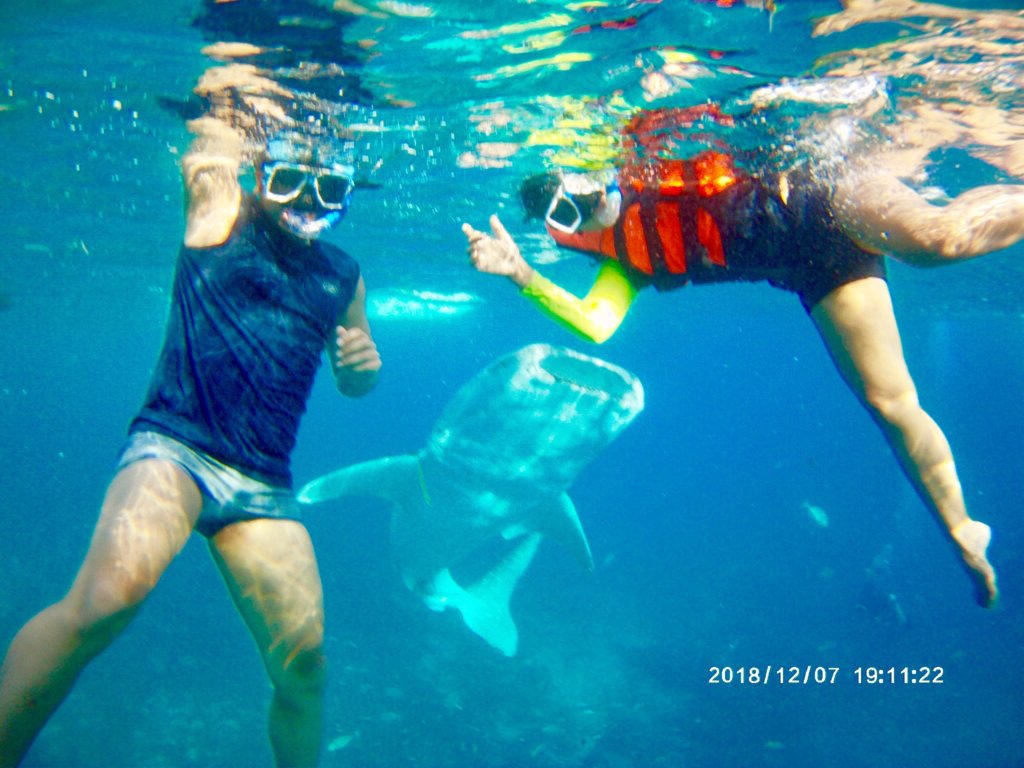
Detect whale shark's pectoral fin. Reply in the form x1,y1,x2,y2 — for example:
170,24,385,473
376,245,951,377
424,533,542,657
538,493,594,572
297,455,424,506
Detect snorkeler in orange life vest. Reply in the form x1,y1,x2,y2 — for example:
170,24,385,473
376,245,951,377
463,106,1024,609
543,152,739,276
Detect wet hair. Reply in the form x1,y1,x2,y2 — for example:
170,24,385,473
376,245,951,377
519,171,562,220
261,131,354,172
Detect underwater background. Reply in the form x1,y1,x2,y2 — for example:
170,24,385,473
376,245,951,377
1,0,1023,766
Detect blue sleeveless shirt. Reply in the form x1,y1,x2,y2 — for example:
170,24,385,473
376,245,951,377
131,198,360,487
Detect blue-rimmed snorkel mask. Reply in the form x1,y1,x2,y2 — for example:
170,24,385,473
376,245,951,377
260,135,355,240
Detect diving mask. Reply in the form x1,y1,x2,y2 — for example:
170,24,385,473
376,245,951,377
544,172,618,234
261,161,355,211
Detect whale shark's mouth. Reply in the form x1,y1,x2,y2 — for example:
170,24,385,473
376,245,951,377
537,347,634,398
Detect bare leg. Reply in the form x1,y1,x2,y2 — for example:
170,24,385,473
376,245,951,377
811,277,998,606
209,518,326,768
0,460,200,767
834,167,1024,263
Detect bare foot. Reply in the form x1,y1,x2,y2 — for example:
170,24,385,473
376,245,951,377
952,519,999,608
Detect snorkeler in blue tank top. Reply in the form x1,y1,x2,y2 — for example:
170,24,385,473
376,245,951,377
0,116,382,767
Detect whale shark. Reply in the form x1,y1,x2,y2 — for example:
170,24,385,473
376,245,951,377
299,343,644,656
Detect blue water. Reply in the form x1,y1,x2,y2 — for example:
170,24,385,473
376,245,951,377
2,1,1023,766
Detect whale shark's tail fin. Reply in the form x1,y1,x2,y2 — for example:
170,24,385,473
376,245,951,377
425,533,542,657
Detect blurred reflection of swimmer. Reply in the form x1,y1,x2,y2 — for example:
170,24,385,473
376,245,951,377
159,0,378,132
192,0,375,104
464,105,1021,610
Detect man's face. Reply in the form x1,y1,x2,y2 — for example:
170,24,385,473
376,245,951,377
257,160,353,241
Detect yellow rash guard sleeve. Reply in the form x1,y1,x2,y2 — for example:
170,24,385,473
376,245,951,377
520,260,637,343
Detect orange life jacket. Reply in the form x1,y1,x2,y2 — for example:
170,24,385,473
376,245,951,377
546,152,743,277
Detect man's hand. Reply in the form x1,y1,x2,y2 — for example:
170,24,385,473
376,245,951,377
462,215,534,288
333,326,381,397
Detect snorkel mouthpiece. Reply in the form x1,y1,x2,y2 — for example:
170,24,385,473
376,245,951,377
280,209,343,240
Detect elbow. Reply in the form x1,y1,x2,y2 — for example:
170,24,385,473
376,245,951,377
585,327,615,345
577,306,624,344
568,322,617,345
587,298,627,344
934,235,978,262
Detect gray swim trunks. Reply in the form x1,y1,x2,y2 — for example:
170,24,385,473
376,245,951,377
117,431,302,537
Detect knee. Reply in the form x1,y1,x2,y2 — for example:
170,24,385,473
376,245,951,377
65,572,154,646
862,385,920,428
270,621,327,702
